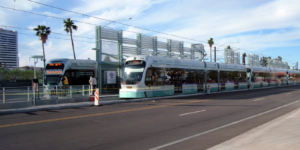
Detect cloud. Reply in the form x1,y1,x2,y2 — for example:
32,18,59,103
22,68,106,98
2,0,300,67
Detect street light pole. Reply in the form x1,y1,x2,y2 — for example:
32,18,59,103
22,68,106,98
214,46,216,62
103,17,132,28
30,55,43,79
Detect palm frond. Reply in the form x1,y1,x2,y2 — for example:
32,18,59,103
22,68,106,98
72,25,77,30
35,31,40,36
64,28,70,33
207,37,214,47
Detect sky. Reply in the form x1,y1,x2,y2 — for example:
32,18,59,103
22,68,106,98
0,0,300,68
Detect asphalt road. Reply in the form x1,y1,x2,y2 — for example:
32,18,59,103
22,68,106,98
0,86,299,150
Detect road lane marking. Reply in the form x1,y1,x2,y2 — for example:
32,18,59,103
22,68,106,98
0,88,291,129
149,100,300,150
179,110,206,116
286,93,291,95
253,98,265,101
0,99,212,129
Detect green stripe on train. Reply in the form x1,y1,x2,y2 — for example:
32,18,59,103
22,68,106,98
119,90,174,98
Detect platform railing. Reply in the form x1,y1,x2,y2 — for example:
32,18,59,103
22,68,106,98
0,85,92,104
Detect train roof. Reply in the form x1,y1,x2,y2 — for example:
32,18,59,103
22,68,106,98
127,55,246,71
46,58,96,70
126,55,300,72
47,58,96,64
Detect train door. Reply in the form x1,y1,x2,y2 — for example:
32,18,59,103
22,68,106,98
247,68,251,88
174,69,182,93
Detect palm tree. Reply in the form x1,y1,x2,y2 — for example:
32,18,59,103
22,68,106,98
277,56,282,61
242,53,247,65
207,38,214,62
63,18,78,59
33,25,51,68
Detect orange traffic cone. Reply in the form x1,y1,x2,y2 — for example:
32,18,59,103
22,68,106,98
90,97,94,101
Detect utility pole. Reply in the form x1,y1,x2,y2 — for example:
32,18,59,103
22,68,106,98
214,46,216,62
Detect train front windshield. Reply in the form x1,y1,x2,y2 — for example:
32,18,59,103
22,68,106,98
44,75,60,85
123,61,145,85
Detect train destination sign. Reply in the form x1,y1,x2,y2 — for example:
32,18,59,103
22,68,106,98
49,63,63,67
45,70,62,75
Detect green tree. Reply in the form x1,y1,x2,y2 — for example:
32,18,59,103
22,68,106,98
277,56,282,61
33,25,51,68
37,70,44,79
259,57,268,67
10,68,21,80
23,70,33,80
207,38,214,62
227,45,231,49
0,66,10,80
63,18,78,59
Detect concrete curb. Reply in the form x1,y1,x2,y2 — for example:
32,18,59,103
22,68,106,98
0,102,94,115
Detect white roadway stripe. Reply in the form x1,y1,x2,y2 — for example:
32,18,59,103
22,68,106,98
149,100,300,150
179,110,206,116
253,98,265,101
286,93,292,95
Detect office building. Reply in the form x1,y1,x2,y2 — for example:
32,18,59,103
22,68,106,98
0,28,18,68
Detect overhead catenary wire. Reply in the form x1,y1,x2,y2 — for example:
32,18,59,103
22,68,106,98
18,32,94,43
18,32,120,45
2,4,296,64
26,0,208,43
0,25,94,39
0,6,197,45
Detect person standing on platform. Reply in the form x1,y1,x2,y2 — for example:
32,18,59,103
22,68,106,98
61,75,69,85
90,76,97,95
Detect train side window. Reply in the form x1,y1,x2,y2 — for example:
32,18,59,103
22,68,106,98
207,70,218,84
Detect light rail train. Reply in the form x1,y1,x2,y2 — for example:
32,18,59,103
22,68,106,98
43,58,96,97
119,55,300,98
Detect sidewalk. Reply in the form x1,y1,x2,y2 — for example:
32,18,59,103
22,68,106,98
209,107,300,150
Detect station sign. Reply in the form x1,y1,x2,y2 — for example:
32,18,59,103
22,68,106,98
105,71,116,84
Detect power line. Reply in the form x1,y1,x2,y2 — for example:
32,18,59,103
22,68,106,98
3,4,291,59
0,25,94,39
27,0,208,43
18,30,298,64
0,5,196,45
18,33,94,43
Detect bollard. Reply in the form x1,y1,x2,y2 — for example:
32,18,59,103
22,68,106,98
207,85,210,94
94,88,100,106
2,87,5,104
70,86,72,98
27,87,30,101
82,85,84,96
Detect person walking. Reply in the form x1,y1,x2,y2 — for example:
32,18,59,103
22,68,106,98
90,76,97,95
